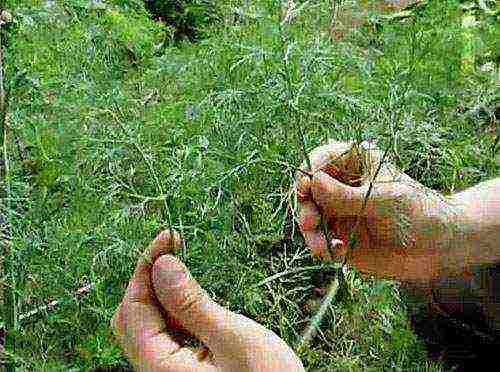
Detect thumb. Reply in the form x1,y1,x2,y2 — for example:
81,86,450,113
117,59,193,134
151,254,218,346
152,255,304,371
312,170,370,218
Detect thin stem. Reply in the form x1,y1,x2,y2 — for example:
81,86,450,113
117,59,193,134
256,264,341,287
18,283,95,324
362,143,392,210
107,106,173,227
278,3,342,349
122,191,167,202
278,7,334,257
299,274,339,347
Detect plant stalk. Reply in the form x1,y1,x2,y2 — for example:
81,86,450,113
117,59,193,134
277,3,343,348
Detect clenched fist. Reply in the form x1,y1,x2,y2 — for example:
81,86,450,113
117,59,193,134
296,140,456,284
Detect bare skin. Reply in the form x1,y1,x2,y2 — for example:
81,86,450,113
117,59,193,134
297,140,500,328
111,230,304,372
112,140,499,369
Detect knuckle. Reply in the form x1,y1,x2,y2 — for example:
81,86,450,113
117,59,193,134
177,287,206,314
296,174,311,198
298,209,321,231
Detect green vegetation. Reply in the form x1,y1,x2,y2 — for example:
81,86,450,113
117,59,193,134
1,0,498,370
143,0,219,43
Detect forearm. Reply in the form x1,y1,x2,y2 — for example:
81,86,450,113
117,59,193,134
452,178,500,225
441,178,500,275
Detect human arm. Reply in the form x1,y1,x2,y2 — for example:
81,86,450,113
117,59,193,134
442,178,500,273
296,140,500,284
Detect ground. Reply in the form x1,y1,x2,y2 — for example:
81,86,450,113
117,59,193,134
1,0,499,370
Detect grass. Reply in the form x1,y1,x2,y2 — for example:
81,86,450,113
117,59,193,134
1,0,498,370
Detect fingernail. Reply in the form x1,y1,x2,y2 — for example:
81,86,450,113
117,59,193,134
156,230,170,242
297,190,309,201
331,238,344,248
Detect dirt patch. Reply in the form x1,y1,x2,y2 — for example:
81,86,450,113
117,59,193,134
329,0,418,40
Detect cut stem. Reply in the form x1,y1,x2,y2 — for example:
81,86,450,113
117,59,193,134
299,140,393,348
299,274,339,347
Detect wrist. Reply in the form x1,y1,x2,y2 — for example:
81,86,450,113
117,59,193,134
434,200,472,278
404,194,462,282
436,191,500,278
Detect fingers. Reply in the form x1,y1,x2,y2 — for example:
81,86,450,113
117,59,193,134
296,141,360,259
296,169,331,258
311,170,371,218
152,256,305,371
126,230,181,303
148,345,218,372
308,140,354,171
296,169,324,255
297,200,329,258
151,255,225,346
296,140,377,259
111,301,182,368
297,141,354,182
111,230,184,366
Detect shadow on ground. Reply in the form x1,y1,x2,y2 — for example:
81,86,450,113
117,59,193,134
408,265,500,371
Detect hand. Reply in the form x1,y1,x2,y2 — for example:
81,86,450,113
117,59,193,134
111,230,305,372
296,140,455,283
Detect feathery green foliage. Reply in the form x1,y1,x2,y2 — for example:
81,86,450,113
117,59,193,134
1,0,498,370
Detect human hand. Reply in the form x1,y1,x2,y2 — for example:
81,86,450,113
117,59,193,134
111,230,305,372
296,140,455,283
